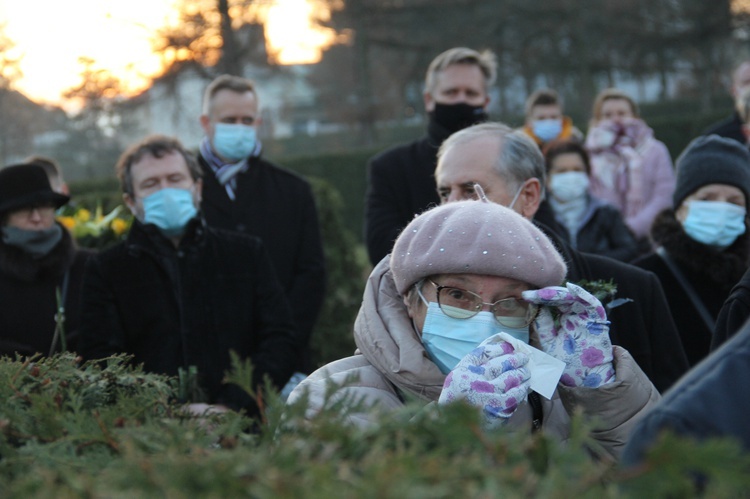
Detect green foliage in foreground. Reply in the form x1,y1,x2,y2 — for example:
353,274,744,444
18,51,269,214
0,354,749,497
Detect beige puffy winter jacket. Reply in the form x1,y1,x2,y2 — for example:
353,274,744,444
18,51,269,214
288,258,661,460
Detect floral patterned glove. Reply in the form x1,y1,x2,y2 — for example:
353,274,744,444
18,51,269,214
439,337,531,429
522,282,615,389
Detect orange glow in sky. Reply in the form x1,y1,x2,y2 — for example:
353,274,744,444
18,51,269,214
0,0,333,106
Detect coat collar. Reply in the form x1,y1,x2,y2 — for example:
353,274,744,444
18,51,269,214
0,221,76,282
652,209,750,288
354,257,446,401
197,153,249,216
126,217,206,258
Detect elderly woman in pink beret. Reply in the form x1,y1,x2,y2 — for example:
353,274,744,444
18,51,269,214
288,199,659,460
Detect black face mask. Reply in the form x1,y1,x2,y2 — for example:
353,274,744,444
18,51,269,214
429,102,489,134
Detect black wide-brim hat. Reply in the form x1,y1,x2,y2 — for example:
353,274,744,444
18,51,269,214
0,163,70,215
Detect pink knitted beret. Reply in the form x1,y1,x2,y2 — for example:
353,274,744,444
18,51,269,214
390,200,567,295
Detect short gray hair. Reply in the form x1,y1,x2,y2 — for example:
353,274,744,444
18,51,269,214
424,47,497,96
437,122,547,196
202,74,258,115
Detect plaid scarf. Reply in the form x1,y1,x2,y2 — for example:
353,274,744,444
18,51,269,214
199,137,262,201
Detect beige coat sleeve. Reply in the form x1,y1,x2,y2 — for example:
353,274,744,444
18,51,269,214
286,355,406,428
556,346,661,461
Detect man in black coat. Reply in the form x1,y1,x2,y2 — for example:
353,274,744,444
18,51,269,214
434,122,690,393
364,47,497,266
197,74,326,375
79,136,297,416
702,60,750,144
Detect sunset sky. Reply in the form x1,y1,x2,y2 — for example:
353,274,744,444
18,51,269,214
0,0,333,106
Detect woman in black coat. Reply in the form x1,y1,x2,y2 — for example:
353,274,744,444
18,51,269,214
633,135,750,366
0,164,91,357
536,140,640,262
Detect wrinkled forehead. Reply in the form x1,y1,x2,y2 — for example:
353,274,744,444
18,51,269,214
437,134,502,175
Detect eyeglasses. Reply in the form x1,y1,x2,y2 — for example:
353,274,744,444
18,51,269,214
422,279,538,328
11,203,56,218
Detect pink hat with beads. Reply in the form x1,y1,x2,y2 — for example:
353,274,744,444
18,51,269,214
390,199,567,295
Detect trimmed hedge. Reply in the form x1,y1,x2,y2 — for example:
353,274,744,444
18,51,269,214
0,352,749,496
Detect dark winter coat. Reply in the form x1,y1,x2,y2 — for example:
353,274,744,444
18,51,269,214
537,222,689,393
633,210,750,366
712,267,750,351
534,197,641,262
702,111,747,145
364,120,452,266
78,219,298,413
0,224,91,357
621,320,750,467
198,154,326,373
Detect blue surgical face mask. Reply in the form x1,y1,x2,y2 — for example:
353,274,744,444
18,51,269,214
532,118,563,143
212,123,257,161
419,297,530,374
682,200,747,249
550,171,589,203
143,187,198,237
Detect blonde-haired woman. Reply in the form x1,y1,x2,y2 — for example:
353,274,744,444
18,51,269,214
585,89,676,245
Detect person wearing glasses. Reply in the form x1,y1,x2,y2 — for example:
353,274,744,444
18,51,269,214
0,164,92,357
288,198,658,460
434,122,688,393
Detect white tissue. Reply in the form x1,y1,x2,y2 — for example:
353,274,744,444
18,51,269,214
491,332,565,400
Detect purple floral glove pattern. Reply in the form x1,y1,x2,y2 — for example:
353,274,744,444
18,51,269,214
438,337,531,429
522,282,615,389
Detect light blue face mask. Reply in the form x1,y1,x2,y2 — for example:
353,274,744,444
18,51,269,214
549,171,590,203
682,200,747,249
419,298,530,374
213,123,257,161
532,118,563,143
143,188,198,237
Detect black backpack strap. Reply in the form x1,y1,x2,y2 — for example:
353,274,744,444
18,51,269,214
656,247,715,332
48,270,70,356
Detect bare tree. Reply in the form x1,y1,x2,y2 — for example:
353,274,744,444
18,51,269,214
0,25,24,163
153,0,271,79
63,58,125,177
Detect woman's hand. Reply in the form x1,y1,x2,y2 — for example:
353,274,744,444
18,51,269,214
439,337,531,429
522,282,615,388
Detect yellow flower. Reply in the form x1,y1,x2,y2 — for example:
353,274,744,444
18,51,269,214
57,216,76,230
110,218,129,236
75,209,91,223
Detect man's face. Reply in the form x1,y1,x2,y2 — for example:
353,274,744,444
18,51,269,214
527,104,562,125
424,64,489,112
200,89,259,141
435,135,541,219
124,151,202,221
436,136,512,205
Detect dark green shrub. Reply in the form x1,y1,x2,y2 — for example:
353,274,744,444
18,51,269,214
0,353,749,497
282,149,378,241
307,178,369,369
